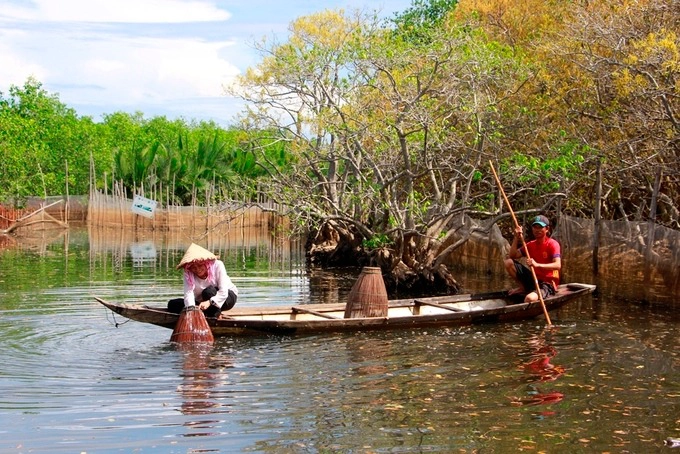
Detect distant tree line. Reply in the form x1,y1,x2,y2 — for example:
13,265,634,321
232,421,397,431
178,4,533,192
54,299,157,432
0,77,289,207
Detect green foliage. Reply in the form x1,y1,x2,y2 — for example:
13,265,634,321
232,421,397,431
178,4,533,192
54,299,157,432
0,78,102,202
506,136,588,194
411,190,432,219
102,114,295,205
362,234,394,250
391,0,459,43
473,193,496,212
472,170,483,183
0,79,298,206
113,139,157,189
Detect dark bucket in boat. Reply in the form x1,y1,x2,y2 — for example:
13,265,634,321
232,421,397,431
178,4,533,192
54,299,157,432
171,307,215,343
344,267,388,318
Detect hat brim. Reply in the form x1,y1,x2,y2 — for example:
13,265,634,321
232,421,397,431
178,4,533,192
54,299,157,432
176,243,217,269
532,221,548,227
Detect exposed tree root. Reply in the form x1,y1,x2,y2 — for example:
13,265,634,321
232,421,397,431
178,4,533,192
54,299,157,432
305,226,462,297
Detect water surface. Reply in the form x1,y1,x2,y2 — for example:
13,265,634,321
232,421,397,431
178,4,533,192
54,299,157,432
0,228,678,453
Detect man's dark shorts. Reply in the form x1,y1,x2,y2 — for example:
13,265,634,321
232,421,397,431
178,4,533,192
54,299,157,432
513,261,556,300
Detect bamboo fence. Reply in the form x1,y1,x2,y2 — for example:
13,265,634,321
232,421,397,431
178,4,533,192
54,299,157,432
87,188,285,234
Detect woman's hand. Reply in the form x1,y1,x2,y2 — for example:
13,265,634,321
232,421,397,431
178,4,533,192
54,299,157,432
198,301,211,311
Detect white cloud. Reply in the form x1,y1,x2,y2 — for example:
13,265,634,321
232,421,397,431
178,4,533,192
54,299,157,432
71,36,239,102
0,0,413,125
2,0,231,23
0,0,239,123
0,30,48,86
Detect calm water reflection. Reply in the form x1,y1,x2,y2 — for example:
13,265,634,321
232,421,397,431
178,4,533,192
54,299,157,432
0,228,678,453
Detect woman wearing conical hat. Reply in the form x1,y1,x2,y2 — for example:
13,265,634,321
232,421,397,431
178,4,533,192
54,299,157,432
167,243,238,317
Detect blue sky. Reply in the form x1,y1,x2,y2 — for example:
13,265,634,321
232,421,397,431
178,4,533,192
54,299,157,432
0,0,412,126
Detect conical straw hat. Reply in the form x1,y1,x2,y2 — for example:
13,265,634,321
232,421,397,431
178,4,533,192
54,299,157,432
176,243,217,269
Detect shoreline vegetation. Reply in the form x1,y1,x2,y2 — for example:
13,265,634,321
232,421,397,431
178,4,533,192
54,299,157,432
2,1,678,298
2,193,678,304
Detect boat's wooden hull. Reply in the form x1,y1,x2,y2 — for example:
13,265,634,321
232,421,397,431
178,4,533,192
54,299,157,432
96,283,596,337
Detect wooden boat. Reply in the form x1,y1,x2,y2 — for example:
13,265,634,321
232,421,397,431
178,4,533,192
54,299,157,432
95,283,596,337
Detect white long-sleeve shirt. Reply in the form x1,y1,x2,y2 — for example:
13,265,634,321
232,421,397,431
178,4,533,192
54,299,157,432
183,260,238,308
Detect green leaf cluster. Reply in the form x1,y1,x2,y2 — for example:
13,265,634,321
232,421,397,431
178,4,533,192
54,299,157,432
0,77,103,204
362,234,394,251
505,138,587,195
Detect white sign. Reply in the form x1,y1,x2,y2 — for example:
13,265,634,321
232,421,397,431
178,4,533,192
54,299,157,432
131,194,157,218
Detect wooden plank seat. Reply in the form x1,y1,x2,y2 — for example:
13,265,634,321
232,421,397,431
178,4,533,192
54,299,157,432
291,306,340,319
414,299,467,312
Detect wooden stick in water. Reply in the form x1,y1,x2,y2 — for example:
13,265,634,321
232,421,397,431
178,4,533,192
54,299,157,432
489,161,552,326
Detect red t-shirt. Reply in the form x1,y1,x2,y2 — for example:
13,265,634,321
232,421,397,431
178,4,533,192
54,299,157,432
521,237,561,287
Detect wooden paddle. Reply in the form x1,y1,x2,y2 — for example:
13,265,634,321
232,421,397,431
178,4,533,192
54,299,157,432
489,161,552,326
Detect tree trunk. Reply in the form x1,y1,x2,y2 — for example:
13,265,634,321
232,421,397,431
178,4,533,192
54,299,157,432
306,224,462,297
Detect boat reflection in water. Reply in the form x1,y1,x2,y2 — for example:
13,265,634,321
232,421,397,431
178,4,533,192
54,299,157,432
511,331,565,413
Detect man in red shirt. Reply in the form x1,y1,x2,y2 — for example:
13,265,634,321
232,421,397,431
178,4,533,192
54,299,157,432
504,215,561,303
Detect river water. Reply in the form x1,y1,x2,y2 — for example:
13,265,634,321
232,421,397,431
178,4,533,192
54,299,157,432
0,227,678,453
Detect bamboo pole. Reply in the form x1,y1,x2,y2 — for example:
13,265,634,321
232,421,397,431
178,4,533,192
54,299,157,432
593,158,602,274
489,161,552,326
65,159,69,224
643,168,662,302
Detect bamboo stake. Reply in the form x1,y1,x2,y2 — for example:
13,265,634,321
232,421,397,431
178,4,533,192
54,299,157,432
593,158,602,274
65,160,69,224
489,161,552,326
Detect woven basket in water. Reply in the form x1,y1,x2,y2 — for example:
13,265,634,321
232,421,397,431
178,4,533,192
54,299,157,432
344,267,388,318
171,307,215,343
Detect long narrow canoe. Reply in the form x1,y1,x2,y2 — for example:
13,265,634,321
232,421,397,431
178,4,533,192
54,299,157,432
95,283,596,337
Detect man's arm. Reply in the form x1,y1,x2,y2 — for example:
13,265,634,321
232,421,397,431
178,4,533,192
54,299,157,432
527,256,561,271
507,226,524,260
